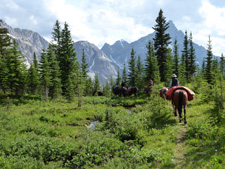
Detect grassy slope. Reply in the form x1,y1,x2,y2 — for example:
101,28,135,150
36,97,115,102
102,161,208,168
0,90,224,168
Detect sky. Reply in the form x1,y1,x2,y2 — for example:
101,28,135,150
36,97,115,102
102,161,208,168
1,0,225,56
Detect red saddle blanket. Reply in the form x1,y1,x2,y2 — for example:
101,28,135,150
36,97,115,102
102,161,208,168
166,86,195,101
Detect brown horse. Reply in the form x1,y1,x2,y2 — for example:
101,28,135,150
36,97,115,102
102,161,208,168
159,87,168,99
172,89,188,124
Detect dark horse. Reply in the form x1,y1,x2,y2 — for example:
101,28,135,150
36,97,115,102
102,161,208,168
172,89,188,124
92,90,104,96
113,87,138,97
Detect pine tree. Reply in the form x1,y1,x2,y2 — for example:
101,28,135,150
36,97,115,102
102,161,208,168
27,64,38,94
27,52,39,94
59,22,79,96
122,64,127,84
181,31,189,80
152,9,171,82
173,39,179,76
144,41,160,84
65,75,74,102
164,49,174,85
39,50,51,101
103,81,111,97
7,39,26,96
84,77,93,96
51,20,61,60
47,45,62,99
128,48,137,87
189,32,197,79
116,68,121,85
205,36,213,85
0,22,12,93
136,55,144,89
93,74,101,92
220,53,225,76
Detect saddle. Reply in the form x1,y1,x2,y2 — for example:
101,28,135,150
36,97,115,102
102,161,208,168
166,86,195,101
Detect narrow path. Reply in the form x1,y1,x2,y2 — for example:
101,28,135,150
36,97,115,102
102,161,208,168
173,123,187,169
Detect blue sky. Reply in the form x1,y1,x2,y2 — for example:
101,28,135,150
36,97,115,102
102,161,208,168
1,0,225,56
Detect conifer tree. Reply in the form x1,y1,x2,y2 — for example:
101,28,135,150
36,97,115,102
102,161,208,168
59,22,79,95
128,48,137,87
93,74,101,92
7,39,26,96
65,75,74,102
51,20,61,60
181,31,189,80
122,64,127,84
144,41,160,84
27,52,39,94
47,45,62,99
81,49,89,78
220,53,225,76
164,49,174,85
173,39,179,76
116,68,121,85
136,55,144,89
152,9,171,82
189,32,197,79
103,81,111,97
39,50,51,100
0,23,12,93
205,36,213,85
84,77,93,96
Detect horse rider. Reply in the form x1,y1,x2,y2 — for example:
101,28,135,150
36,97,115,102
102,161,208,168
169,74,179,89
121,80,127,90
146,79,154,93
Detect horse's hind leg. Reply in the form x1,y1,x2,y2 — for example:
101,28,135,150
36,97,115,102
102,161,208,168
173,104,177,116
184,106,187,124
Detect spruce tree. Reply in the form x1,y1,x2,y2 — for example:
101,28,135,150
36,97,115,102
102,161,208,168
189,32,197,79
136,55,144,89
116,68,121,85
59,22,79,96
51,20,61,60
7,39,26,96
152,9,171,81
0,22,12,93
173,39,179,76
84,77,93,96
27,52,39,94
128,48,137,87
27,64,38,94
205,36,213,85
103,81,111,97
220,53,224,76
144,41,160,84
181,31,189,80
122,64,127,84
47,45,62,99
39,50,51,100
164,49,174,86
93,74,101,92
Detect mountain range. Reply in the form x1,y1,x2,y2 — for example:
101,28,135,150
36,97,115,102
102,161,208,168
0,19,208,84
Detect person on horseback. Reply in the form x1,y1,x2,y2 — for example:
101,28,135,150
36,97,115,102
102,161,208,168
146,79,154,94
121,80,127,90
169,74,179,89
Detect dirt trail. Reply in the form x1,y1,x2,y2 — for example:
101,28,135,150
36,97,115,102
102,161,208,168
173,124,187,169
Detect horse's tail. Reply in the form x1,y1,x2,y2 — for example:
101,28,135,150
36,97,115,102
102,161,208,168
178,91,183,114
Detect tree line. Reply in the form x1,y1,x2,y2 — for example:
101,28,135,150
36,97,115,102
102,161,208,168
0,9,224,101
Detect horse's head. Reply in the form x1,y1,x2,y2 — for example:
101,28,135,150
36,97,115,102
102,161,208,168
159,87,168,99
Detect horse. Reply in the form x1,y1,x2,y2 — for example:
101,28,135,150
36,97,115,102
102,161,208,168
113,86,138,97
144,86,153,97
92,90,104,96
159,87,168,99
172,89,188,124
